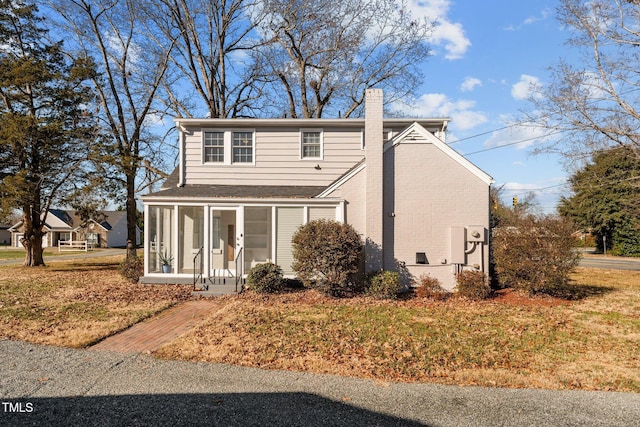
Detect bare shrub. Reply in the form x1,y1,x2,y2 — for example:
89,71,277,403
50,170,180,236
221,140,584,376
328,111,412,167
455,270,491,300
246,262,285,293
119,256,143,283
291,219,363,296
365,270,402,299
414,274,448,300
493,215,581,295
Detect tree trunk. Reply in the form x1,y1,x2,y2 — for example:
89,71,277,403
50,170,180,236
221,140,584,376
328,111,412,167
126,173,138,259
21,206,46,267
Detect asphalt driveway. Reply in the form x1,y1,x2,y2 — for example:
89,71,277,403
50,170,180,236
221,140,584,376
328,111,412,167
2,340,639,426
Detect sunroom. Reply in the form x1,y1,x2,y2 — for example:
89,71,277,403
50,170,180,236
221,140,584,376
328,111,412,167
141,198,344,290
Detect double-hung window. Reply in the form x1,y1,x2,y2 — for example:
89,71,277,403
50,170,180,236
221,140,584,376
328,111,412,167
203,130,255,165
204,131,224,163
232,131,254,164
301,130,322,159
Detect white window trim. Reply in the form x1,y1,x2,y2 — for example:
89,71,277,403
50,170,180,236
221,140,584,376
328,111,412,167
201,128,256,166
202,130,225,164
231,129,256,165
299,128,324,160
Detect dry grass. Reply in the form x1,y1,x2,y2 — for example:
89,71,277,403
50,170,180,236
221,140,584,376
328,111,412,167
2,256,638,392
0,256,191,347
156,267,640,392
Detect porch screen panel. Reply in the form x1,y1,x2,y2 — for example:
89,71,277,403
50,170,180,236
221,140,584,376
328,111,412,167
178,206,204,274
245,207,272,271
276,207,303,274
308,207,337,222
148,206,174,274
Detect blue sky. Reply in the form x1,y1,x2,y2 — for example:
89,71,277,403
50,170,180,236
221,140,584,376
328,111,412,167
402,1,573,212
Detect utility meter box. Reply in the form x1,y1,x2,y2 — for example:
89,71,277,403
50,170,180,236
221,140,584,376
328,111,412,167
467,226,486,243
450,226,466,264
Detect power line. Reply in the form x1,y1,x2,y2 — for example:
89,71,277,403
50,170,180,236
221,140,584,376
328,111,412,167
447,124,518,145
462,131,564,156
499,183,567,193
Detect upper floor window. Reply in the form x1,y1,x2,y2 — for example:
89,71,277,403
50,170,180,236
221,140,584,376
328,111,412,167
301,130,323,159
202,129,255,165
204,131,224,163
232,131,254,163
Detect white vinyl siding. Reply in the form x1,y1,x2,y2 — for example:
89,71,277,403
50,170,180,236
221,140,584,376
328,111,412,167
301,129,322,159
186,126,364,185
276,207,304,274
308,207,336,222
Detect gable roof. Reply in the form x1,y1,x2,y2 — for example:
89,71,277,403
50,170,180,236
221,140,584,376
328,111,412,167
9,210,129,232
317,123,493,198
383,122,494,185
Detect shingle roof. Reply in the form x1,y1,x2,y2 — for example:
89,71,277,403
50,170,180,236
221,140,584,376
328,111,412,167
145,184,327,199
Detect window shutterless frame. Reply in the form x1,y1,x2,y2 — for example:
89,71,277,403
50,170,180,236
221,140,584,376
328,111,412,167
202,129,255,165
300,129,323,160
203,131,224,163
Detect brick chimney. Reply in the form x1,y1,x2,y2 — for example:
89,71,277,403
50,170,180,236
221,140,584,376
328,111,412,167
364,88,384,272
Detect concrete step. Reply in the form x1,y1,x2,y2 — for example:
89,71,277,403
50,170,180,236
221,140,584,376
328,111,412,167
192,285,240,297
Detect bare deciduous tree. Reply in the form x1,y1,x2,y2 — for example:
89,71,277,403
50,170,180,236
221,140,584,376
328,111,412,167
155,0,270,118
526,0,640,162
254,0,435,118
49,0,178,258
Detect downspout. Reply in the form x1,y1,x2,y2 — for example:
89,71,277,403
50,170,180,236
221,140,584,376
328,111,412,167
178,122,186,187
439,119,449,142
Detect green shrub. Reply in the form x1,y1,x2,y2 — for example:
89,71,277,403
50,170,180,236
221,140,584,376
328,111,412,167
455,270,491,300
365,270,402,299
291,219,363,296
119,256,143,283
414,274,448,300
492,215,582,294
246,262,285,293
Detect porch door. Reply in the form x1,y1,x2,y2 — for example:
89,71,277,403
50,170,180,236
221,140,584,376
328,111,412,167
210,208,239,276
227,224,235,262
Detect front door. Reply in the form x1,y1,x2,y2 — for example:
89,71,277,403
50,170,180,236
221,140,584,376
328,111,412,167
210,208,238,277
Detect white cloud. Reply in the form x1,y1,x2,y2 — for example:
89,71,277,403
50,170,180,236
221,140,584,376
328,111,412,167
395,93,487,131
505,8,552,31
483,116,560,150
460,77,482,92
511,74,542,100
408,0,471,60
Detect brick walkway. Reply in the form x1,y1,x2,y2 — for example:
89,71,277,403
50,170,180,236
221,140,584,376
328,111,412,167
90,299,220,353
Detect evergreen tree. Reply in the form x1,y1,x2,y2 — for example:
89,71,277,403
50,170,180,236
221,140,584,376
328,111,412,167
559,146,640,256
0,1,97,266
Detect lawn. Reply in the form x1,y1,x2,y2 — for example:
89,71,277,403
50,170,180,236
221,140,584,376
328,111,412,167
0,247,90,260
0,255,191,347
0,257,638,392
155,267,640,392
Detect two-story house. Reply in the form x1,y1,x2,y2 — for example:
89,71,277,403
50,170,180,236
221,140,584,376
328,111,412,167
141,89,493,294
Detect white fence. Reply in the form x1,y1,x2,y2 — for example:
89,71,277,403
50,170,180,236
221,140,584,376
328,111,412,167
58,240,88,252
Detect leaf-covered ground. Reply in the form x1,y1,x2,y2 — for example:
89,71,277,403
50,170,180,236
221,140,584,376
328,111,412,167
156,268,640,392
0,256,191,347
1,257,638,392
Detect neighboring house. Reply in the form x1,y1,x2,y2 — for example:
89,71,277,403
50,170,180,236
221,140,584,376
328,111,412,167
141,89,493,292
9,209,140,248
0,224,10,246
